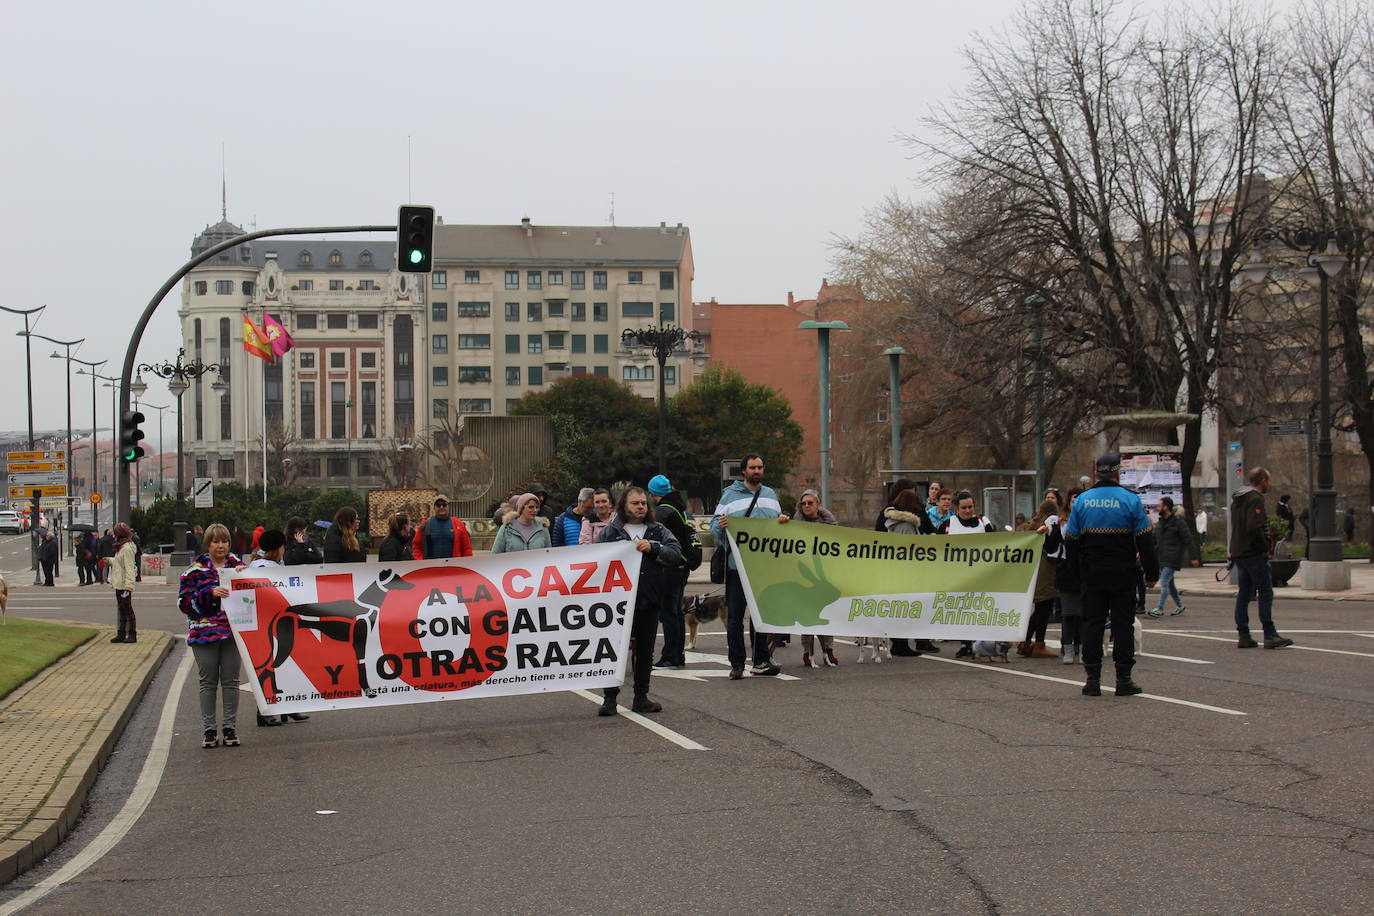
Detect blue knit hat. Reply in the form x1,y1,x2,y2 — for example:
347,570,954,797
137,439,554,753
647,474,673,496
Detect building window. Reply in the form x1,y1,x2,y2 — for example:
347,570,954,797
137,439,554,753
459,366,491,383
358,280,377,291
327,313,348,329
242,281,255,296
594,366,609,377
664,365,677,385
298,250,312,266
218,458,236,478
505,270,519,289
458,301,490,317
623,365,655,381
571,302,586,321
622,301,653,318
660,302,675,321
548,332,566,349
460,399,492,414
459,334,491,349
527,334,543,354
504,302,520,321
528,367,543,386
571,366,587,376
571,270,585,290
215,280,233,294
361,381,376,438
593,271,607,290
505,334,519,354
593,334,609,354
432,302,448,322
196,459,208,478
506,366,521,385
506,398,520,413
297,279,314,291
220,389,232,440
360,250,374,267
527,270,542,289
431,270,447,288
330,352,346,368
361,352,376,368
433,366,449,387
358,313,378,329
433,334,448,353
331,381,347,438
394,315,415,438
572,334,587,354
329,250,343,266
548,270,564,286
628,270,643,284
194,280,207,295
300,382,315,439
299,352,316,368
527,302,542,321
296,313,317,330
329,279,345,291
593,302,608,322
327,456,348,477
547,301,564,317
433,398,449,420
660,271,674,290
464,270,480,284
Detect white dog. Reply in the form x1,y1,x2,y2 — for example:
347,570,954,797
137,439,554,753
855,636,890,663
1105,616,1144,656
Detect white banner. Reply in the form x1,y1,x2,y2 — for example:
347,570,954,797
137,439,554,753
221,543,642,715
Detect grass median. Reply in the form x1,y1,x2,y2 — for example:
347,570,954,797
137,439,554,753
0,618,98,701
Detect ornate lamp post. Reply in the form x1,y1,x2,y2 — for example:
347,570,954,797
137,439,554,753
135,349,226,566
1239,229,1352,589
620,323,701,475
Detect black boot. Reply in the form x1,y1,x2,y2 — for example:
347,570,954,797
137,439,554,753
631,691,662,714
889,639,918,657
598,688,619,717
1115,665,1143,696
1082,664,1102,696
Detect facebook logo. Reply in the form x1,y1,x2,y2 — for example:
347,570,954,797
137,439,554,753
289,576,302,587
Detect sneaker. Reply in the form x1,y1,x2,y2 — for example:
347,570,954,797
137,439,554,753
824,649,839,667
728,667,744,680
1061,645,1077,664
1171,605,1185,616
1237,635,1259,648
1147,607,1164,618
202,728,218,749
750,663,781,677
1263,636,1294,649
221,727,239,747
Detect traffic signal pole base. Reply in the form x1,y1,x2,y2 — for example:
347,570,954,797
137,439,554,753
1300,551,1350,592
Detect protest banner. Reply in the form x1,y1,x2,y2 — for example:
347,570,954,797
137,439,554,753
221,542,642,716
727,517,1041,641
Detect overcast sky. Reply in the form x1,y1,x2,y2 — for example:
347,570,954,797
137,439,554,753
2,0,1217,437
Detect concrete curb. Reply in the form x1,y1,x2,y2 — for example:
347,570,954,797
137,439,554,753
0,631,173,885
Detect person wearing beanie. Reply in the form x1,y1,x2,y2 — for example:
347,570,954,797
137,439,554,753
648,475,698,669
108,523,139,643
492,493,552,553
553,487,596,548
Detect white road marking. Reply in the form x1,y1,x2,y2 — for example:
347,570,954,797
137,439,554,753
650,649,802,681
1047,638,1212,666
0,650,194,916
571,689,709,750
1151,630,1374,659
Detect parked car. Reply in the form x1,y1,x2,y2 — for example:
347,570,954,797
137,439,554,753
0,511,23,534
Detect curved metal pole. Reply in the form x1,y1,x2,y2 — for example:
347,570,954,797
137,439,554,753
114,224,395,522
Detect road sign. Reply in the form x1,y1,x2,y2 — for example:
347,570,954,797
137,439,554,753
193,477,214,509
7,461,66,473
5,450,64,463
9,471,67,487
1268,418,1307,437
8,485,68,499
90,492,102,504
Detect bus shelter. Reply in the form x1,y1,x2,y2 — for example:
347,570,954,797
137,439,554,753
880,468,1039,530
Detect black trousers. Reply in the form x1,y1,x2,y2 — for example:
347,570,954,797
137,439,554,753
1079,584,1136,674
605,597,660,697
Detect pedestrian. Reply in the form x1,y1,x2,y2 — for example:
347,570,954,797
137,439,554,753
39,530,58,586
187,525,202,554
1194,506,1208,549
283,516,324,566
108,523,139,643
595,485,681,716
1230,467,1294,649
378,512,414,562
248,530,308,727
1343,506,1356,543
578,488,615,544
527,483,559,522
1149,496,1199,618
926,480,943,510
322,506,367,563
491,493,552,553
178,523,243,748
411,494,474,559
78,530,97,585
789,488,840,667
710,452,786,679
552,488,596,548
875,478,919,532
1276,495,1296,544
926,488,953,533
937,491,996,535
97,528,115,584
1045,488,1083,663
1065,454,1159,697
1017,500,1060,658
231,525,250,558
648,474,697,670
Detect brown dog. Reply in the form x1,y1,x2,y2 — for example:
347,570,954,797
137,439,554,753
683,593,725,651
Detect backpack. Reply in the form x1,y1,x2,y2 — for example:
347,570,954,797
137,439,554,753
662,504,703,570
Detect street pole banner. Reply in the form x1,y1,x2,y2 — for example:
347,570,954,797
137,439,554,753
728,517,1041,641
221,542,642,716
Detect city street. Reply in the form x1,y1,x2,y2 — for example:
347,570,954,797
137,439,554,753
1,532,1372,915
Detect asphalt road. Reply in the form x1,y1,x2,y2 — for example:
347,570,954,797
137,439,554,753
2,533,1372,915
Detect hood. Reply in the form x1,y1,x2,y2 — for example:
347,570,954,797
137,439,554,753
1232,486,1258,498
502,511,551,527
884,507,924,527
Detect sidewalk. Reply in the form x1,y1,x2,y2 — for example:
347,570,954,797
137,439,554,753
0,628,172,884
1169,559,1374,601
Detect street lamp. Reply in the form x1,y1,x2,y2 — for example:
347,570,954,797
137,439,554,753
346,399,355,492
73,358,108,530
882,347,906,476
38,337,86,514
620,323,702,475
398,442,414,489
2,304,47,449
136,349,226,566
1239,230,1351,589
798,320,851,509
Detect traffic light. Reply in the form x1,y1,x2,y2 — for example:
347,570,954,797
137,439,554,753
120,409,146,463
397,205,435,273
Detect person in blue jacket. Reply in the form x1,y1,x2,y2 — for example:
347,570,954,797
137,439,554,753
1065,454,1159,697
552,488,595,548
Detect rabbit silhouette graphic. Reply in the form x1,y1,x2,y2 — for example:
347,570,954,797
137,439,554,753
756,553,841,627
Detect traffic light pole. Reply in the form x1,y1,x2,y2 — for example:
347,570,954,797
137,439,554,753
113,223,395,523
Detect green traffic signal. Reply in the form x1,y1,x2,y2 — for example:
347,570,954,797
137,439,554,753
409,248,423,264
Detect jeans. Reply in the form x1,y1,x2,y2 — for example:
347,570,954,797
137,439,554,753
658,577,687,666
1155,566,1183,610
191,640,241,730
725,570,771,670
1233,555,1276,638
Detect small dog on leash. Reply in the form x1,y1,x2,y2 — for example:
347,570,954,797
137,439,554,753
1105,617,1144,656
971,640,1012,662
684,594,726,651
855,636,890,663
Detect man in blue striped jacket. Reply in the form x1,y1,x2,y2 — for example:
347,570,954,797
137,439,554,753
711,453,788,679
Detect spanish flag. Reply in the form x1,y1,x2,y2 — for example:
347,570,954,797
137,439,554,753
243,314,274,363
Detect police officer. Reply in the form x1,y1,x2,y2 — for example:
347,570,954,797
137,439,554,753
1065,454,1159,697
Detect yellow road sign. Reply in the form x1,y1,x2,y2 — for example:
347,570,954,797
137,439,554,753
7,461,67,473
7,485,68,499
5,450,64,463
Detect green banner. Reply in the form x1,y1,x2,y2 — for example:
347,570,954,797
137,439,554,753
728,517,1041,640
